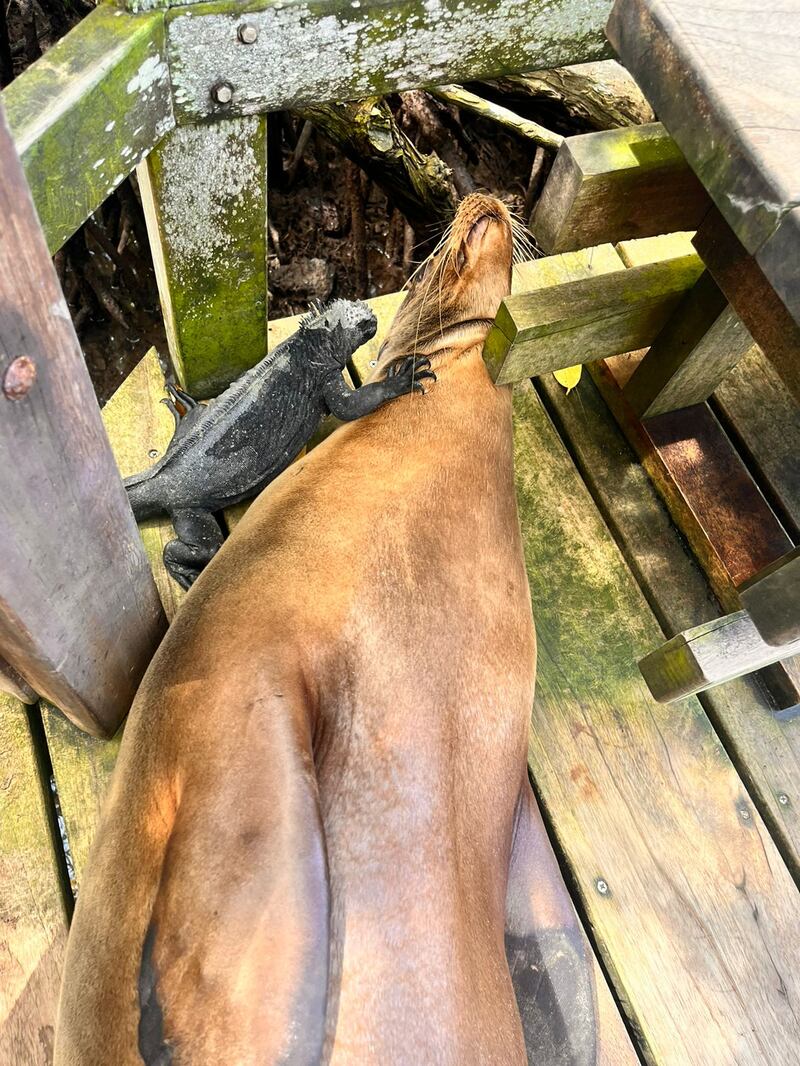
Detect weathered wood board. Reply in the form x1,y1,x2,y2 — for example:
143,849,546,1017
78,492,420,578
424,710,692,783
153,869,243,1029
607,0,800,267
0,101,166,738
484,249,704,385
0,695,69,1066
623,270,754,418
537,366,800,881
43,349,185,886
514,379,800,1064
165,0,614,122
2,6,173,255
138,115,268,398
693,207,800,404
740,548,800,648
530,123,708,253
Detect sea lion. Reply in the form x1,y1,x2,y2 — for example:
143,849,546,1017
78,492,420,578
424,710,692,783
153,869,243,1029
55,192,598,1065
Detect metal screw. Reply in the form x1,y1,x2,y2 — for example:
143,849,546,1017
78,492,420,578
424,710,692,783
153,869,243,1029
3,356,36,400
211,81,234,106
739,807,751,821
238,22,258,44
148,449,159,459
596,879,609,896
779,793,790,806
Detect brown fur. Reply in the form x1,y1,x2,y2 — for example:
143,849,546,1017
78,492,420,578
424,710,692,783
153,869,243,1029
55,194,595,1065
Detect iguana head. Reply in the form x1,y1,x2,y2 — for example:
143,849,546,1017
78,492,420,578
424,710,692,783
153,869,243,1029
300,299,377,369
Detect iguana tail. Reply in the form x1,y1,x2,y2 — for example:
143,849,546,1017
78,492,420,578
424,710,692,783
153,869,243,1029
124,470,166,521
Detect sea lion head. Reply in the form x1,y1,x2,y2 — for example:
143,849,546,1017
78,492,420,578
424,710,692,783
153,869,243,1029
378,193,520,368
301,298,378,368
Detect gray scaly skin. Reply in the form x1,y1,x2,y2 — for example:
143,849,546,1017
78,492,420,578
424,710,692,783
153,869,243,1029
125,299,434,589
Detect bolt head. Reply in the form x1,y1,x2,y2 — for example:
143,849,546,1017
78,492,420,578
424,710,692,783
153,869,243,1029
779,793,790,806
3,356,37,400
596,878,609,896
211,81,234,105
238,22,258,43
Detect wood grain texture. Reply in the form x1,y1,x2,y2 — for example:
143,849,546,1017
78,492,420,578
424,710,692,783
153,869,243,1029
514,379,800,1064
623,270,755,417
0,694,69,1066
693,207,800,402
485,250,704,385
2,6,173,254
538,368,800,880
713,344,800,541
0,654,37,703
756,204,800,327
530,122,708,253
639,609,800,703
165,0,614,123
607,0,800,258
42,348,186,886
0,101,166,738
138,115,268,398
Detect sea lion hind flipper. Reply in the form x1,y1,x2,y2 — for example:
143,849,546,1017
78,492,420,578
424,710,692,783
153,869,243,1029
505,784,599,1066
136,700,330,1066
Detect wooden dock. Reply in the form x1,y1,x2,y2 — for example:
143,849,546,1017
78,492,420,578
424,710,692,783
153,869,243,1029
4,263,800,1061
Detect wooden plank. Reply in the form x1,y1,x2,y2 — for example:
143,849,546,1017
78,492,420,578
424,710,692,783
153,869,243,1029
0,693,69,1066
623,270,755,418
639,610,800,704
43,348,185,886
2,5,173,255
0,101,166,739
530,123,708,254
513,378,800,1064
693,207,800,402
537,366,800,881
138,115,268,398
607,0,800,258
756,204,800,328
484,250,705,385
165,0,614,124
740,549,800,648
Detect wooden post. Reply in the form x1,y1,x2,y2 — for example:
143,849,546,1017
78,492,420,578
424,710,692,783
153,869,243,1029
0,100,166,738
138,115,268,398
622,271,756,418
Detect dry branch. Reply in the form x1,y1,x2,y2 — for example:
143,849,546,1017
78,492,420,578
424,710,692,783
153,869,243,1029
429,84,564,151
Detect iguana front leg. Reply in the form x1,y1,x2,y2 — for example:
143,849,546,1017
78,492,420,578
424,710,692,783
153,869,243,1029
322,356,435,421
164,509,224,590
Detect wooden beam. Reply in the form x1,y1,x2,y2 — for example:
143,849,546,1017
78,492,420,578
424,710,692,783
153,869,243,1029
484,248,704,385
739,549,800,648
138,115,268,397
639,610,800,704
1,5,173,255
623,270,755,418
165,0,614,123
0,101,166,738
42,347,187,887
0,695,70,1066
607,0,800,258
693,206,800,403
529,123,709,254
0,654,37,704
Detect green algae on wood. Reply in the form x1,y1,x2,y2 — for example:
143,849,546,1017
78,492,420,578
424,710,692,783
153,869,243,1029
138,116,268,398
43,348,185,887
512,379,800,1063
165,0,613,123
2,6,173,255
485,248,704,385
0,694,69,1063
530,122,709,255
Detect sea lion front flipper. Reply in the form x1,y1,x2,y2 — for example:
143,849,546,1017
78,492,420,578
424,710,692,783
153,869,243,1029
505,782,599,1066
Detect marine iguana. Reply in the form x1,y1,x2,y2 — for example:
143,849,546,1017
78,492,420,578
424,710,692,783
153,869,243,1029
125,299,434,589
